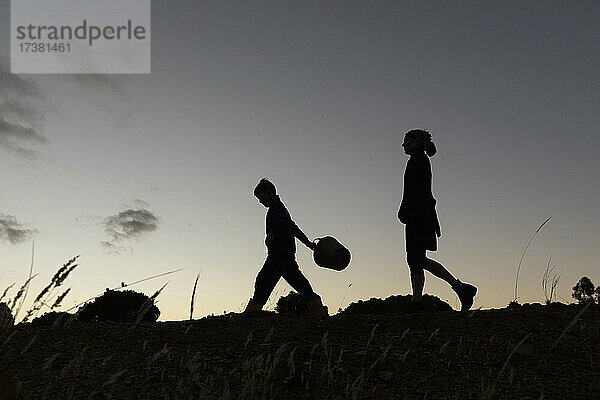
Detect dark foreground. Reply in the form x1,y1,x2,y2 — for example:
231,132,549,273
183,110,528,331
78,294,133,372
1,303,599,399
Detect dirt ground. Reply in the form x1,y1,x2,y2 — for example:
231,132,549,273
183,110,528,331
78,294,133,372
1,303,599,399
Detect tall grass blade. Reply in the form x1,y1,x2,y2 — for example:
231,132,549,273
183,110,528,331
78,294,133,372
338,283,352,312
189,273,200,321
12,239,36,320
514,217,551,302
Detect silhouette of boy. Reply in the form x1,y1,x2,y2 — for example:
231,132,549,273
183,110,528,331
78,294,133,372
399,129,477,311
244,178,327,318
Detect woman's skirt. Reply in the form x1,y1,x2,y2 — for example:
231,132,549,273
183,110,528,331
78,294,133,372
405,222,437,252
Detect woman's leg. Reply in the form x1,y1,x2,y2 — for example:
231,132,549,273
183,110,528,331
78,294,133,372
424,256,478,311
407,251,427,302
410,271,425,302
423,258,460,288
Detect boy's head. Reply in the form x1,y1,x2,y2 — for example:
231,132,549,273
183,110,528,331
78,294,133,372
254,178,276,206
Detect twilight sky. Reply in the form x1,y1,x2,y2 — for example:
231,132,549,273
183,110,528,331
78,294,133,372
1,1,599,321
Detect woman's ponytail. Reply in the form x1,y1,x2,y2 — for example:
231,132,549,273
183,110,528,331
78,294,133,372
424,140,436,157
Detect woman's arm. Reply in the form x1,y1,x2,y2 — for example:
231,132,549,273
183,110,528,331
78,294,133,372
400,156,435,222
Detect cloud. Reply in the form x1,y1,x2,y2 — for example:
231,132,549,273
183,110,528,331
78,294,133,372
128,198,150,208
0,117,48,159
0,214,37,245
0,57,48,159
101,207,160,252
0,100,44,124
73,214,103,227
99,240,126,255
0,57,40,98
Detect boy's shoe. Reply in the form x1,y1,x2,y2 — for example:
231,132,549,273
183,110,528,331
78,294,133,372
243,298,263,314
452,281,477,311
305,296,328,319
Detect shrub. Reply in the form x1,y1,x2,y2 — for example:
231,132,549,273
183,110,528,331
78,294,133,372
572,277,595,304
340,294,452,315
30,311,73,327
77,289,160,323
275,291,309,314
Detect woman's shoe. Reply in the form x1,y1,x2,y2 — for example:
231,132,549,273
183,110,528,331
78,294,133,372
452,281,477,311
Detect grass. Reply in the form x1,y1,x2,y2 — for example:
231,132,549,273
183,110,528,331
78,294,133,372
1,297,597,398
1,236,599,398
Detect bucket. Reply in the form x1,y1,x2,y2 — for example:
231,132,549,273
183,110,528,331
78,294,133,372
313,236,351,271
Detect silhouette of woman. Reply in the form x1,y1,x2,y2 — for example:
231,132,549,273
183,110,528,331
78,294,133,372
398,129,477,311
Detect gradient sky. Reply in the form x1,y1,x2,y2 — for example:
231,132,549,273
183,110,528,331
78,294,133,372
1,1,599,321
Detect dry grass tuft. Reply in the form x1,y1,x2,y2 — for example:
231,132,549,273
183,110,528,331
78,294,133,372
541,254,560,305
22,255,79,322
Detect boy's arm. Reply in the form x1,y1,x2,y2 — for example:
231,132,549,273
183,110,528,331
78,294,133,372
291,221,315,250
267,208,315,250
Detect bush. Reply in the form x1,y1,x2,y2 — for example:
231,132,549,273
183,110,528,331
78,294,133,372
77,289,160,323
340,294,452,315
572,277,596,304
30,311,73,327
275,291,309,314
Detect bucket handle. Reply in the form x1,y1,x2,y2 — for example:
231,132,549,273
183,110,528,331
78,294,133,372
311,237,323,250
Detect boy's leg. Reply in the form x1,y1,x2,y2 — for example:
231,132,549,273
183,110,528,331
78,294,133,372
281,258,327,318
251,256,283,307
280,257,317,300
